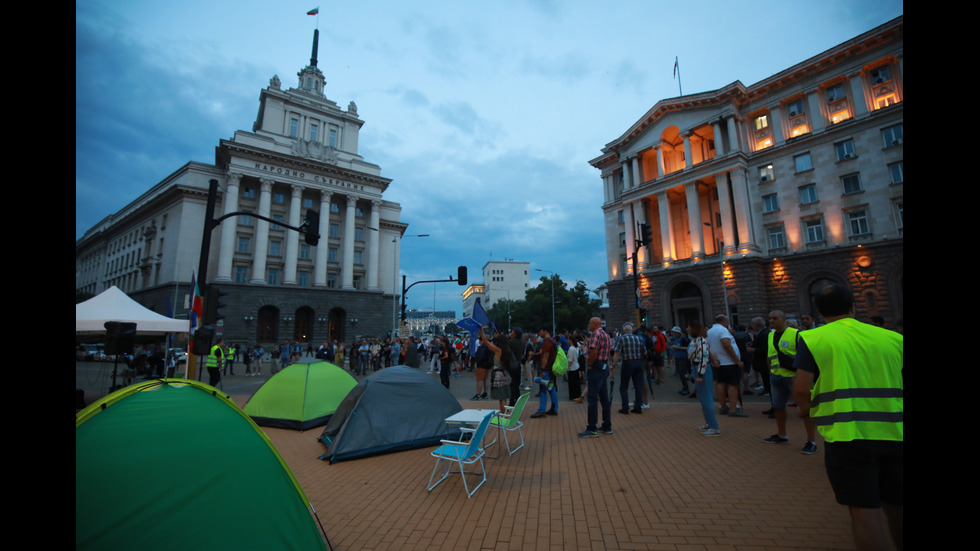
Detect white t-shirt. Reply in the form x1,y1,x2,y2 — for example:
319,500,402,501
707,324,740,365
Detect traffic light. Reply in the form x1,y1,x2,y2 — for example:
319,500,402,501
204,286,228,326
639,222,653,246
304,209,320,246
457,266,467,286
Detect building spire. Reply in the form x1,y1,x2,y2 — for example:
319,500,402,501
310,28,319,68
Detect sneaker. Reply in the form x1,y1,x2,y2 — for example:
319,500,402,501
641,403,650,409
530,411,546,419
719,407,730,415
578,429,599,438
763,434,789,444
601,427,614,435
470,394,481,401
480,393,488,399
678,389,690,396
703,429,722,437
698,424,709,431
631,408,642,414
801,441,818,455
546,409,558,416
728,411,748,417
618,408,630,415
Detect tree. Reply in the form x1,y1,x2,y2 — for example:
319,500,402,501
485,275,602,334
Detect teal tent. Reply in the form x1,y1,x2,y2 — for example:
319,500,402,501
244,358,357,430
76,379,329,551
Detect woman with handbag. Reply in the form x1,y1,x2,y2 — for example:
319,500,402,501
479,327,513,413
688,321,721,437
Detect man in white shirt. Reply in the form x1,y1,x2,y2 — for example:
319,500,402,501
707,314,747,417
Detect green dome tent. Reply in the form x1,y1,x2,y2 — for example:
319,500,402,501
76,379,330,551
244,358,357,430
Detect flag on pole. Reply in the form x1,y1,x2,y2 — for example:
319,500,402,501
673,56,679,78
307,7,319,15
190,270,203,336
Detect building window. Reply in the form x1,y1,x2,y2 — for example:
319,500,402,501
330,202,340,213
848,210,870,237
804,219,825,244
619,232,626,248
793,153,813,173
355,207,365,218
759,164,775,183
303,198,314,209
753,114,772,150
298,271,310,287
353,276,361,290
826,84,850,124
894,202,904,230
869,65,900,109
268,268,280,285
763,194,780,213
327,273,337,288
269,240,281,257
835,139,856,161
800,184,818,205
289,118,299,137
299,244,311,260
328,247,338,262
240,212,253,227
237,236,250,254
841,173,862,195
355,227,364,241
617,210,624,224
889,162,904,184
329,128,338,148
271,214,284,230
353,250,363,265
787,99,809,137
310,123,318,142
242,187,255,199
235,266,248,283
882,125,903,147
273,192,285,204
329,223,340,238
754,114,769,130
767,225,786,250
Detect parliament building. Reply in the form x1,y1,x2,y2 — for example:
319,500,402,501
75,31,406,345
590,17,903,330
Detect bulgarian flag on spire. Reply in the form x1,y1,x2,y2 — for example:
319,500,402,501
189,270,203,337
307,7,319,15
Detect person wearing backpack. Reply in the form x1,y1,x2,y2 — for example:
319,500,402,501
530,327,559,418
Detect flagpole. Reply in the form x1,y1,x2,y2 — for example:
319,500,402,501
674,56,683,96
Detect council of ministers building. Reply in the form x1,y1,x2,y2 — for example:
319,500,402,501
75,33,406,346
591,17,903,330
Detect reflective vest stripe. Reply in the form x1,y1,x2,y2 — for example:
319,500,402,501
810,387,903,407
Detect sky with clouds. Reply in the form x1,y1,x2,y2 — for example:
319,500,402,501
76,0,903,316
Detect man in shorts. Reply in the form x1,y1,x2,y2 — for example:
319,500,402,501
706,315,746,417
793,285,903,550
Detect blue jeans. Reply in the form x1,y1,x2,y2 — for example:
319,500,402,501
696,366,719,430
620,359,645,409
537,372,558,413
587,363,611,431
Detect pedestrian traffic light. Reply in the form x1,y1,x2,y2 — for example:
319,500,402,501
304,209,320,246
639,222,653,246
457,266,467,286
204,286,228,326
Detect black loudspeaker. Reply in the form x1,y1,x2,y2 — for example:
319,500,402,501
104,322,137,355
192,327,214,356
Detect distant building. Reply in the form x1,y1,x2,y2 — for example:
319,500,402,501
403,309,458,335
461,259,530,317
590,17,903,330
75,30,406,345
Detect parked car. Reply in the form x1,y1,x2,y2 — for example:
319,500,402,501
77,343,104,362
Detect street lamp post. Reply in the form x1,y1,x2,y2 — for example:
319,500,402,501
535,268,556,335
392,233,429,336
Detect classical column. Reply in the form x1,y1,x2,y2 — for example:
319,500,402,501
250,179,273,284
712,118,727,156
715,174,736,254
806,89,825,133
685,181,705,260
215,172,242,281
848,71,869,118
621,160,632,190
726,117,740,154
314,190,331,287
657,190,674,263
682,133,692,170
728,168,759,252
342,195,356,289
632,156,642,187
768,105,784,147
367,200,381,291
623,203,635,274
283,184,303,285
656,146,666,178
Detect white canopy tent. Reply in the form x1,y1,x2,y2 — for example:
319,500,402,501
76,286,189,335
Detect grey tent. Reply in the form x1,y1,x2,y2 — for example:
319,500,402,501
318,366,463,463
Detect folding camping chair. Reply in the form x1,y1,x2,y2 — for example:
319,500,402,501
426,410,494,498
486,392,529,459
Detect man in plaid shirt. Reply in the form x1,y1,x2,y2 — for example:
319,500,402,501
612,322,647,414
580,317,613,438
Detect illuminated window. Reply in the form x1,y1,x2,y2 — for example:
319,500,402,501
869,64,900,109
835,139,856,161
763,194,779,213
882,125,903,147
787,99,809,137
753,113,772,150
800,184,818,205
759,164,775,183
754,115,769,130
794,153,813,173
826,84,850,124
